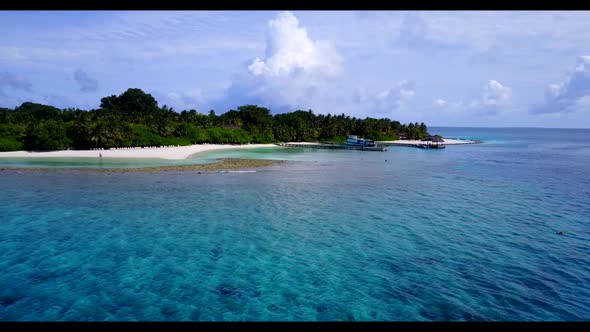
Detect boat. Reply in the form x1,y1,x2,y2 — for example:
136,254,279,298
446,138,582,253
345,135,377,147
278,138,387,151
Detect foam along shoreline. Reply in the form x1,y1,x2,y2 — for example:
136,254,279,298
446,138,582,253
0,158,286,173
378,138,480,145
0,144,278,160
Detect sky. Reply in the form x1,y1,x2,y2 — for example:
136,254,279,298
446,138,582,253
1,10,590,128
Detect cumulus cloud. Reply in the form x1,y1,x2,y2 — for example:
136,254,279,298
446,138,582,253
162,90,205,110
248,11,341,78
73,69,98,92
352,80,417,117
215,11,342,112
530,55,590,114
433,98,447,107
434,79,512,114
0,72,32,92
432,98,467,113
482,80,511,107
374,80,416,111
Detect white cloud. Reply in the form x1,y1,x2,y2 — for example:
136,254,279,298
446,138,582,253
350,80,417,118
0,12,265,74
5,11,590,126
162,90,205,110
217,11,343,112
432,98,467,113
433,98,447,107
531,55,590,114
576,95,590,111
247,11,342,79
373,80,416,112
574,55,590,71
482,80,511,106
435,79,512,115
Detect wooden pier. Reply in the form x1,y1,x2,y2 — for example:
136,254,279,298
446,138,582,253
377,139,483,148
377,142,447,148
378,142,431,147
276,143,387,152
276,139,481,151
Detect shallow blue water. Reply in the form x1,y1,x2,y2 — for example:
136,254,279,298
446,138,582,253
1,128,589,321
0,156,216,169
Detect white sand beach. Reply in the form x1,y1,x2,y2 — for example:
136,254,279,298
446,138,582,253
0,138,479,161
0,144,277,160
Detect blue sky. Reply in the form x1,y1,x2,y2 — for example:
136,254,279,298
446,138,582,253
1,11,590,128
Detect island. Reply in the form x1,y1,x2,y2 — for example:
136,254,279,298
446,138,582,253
0,88,476,170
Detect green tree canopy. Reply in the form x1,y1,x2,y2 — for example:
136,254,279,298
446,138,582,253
100,88,159,118
24,120,70,150
0,88,429,151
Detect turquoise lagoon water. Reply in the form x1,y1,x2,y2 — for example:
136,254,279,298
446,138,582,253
0,127,589,321
0,156,215,169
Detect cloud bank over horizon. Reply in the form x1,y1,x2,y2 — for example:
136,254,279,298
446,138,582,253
1,11,589,127
530,56,590,115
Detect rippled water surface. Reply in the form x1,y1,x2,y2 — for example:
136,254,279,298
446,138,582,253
1,127,589,321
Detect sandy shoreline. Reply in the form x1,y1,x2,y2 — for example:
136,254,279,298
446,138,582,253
0,138,479,161
0,138,480,164
0,143,278,160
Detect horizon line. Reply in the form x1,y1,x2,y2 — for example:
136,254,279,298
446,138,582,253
429,126,590,130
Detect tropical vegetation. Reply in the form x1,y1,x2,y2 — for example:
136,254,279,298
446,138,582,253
0,88,429,151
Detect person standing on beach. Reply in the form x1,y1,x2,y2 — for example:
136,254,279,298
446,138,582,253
99,153,102,158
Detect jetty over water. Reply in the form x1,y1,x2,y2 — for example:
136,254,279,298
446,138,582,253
276,138,481,151
377,141,447,149
377,138,483,148
276,142,387,152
